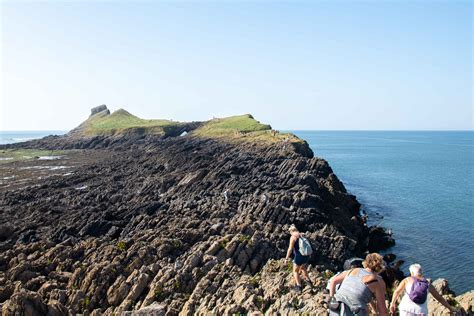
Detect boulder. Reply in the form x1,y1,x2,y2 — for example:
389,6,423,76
0,224,15,242
367,226,395,252
456,290,474,314
432,278,453,296
1,290,48,316
90,104,109,116
46,300,68,316
127,303,166,315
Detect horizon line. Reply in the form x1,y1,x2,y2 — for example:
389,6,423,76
1,129,473,133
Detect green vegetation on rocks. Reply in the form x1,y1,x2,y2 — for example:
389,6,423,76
72,108,185,136
192,114,307,148
0,149,69,163
116,241,127,252
194,114,270,135
62,105,312,156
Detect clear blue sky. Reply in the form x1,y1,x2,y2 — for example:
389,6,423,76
1,0,472,131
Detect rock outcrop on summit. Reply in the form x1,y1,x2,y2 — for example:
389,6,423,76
1,106,458,315
90,105,110,117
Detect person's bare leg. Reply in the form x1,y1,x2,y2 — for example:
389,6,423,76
300,264,313,287
301,265,310,280
293,264,302,286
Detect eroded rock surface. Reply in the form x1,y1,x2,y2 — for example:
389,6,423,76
428,279,474,315
1,133,373,314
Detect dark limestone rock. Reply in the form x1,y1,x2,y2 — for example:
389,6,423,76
1,290,48,315
0,224,15,242
367,226,395,252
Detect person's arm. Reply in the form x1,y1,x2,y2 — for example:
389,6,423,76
329,270,348,298
429,284,456,313
390,278,407,315
285,236,295,261
375,278,388,316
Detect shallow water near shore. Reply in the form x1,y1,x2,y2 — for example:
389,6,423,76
293,130,473,294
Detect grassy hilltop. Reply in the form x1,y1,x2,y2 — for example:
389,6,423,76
194,114,305,146
71,108,187,137
70,106,307,147
86,109,174,130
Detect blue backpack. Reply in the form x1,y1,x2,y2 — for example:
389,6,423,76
298,236,313,256
408,277,429,304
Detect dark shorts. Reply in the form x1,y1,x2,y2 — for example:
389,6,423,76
293,254,309,266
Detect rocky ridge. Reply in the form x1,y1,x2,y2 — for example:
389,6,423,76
0,106,470,315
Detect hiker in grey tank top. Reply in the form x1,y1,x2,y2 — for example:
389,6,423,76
328,253,388,316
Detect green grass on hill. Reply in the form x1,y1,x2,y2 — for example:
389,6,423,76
78,109,181,136
193,114,270,136
73,109,307,149
89,109,175,130
193,114,306,146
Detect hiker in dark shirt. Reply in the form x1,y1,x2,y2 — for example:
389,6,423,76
285,224,312,293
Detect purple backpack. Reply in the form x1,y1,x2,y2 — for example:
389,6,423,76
408,277,429,304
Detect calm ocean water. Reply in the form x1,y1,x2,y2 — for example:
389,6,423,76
293,131,473,294
0,131,65,145
2,130,473,292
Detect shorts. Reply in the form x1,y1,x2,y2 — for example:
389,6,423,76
293,254,309,266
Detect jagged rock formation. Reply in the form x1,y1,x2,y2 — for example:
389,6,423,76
428,279,474,315
90,105,110,117
0,107,394,315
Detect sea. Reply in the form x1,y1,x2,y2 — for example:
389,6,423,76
0,130,66,145
292,131,473,294
1,130,473,293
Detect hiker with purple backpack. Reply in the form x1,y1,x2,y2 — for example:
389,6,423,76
390,263,457,315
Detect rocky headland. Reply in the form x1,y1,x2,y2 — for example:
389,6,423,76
0,106,471,315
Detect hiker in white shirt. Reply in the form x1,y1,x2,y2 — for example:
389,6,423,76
390,263,456,316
